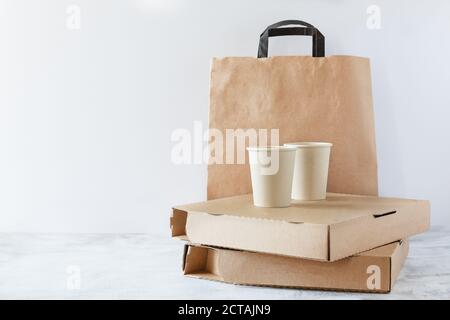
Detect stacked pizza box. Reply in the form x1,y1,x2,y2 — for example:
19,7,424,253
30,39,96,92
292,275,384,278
170,193,429,293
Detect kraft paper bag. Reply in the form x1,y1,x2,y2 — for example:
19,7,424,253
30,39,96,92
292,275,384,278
207,20,378,200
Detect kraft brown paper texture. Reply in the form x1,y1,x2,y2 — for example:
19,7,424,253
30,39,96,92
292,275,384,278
207,55,378,199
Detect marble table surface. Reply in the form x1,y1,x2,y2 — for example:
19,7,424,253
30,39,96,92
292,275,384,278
0,227,449,300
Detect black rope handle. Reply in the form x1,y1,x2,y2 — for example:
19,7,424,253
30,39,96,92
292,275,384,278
258,20,325,58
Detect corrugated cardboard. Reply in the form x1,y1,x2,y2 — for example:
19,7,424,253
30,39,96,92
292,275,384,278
183,240,409,293
171,193,429,261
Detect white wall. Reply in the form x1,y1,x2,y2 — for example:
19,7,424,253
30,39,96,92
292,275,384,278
0,0,449,234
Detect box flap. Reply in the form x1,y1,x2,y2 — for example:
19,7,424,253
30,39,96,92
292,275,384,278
170,209,187,237
183,245,208,275
182,245,223,282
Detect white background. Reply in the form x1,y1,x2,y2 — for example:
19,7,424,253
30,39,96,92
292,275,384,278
0,0,449,234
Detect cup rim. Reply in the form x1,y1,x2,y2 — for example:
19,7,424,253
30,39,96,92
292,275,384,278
284,142,333,148
246,145,297,152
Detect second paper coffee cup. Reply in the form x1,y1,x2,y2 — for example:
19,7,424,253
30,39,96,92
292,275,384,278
284,142,332,201
247,146,296,208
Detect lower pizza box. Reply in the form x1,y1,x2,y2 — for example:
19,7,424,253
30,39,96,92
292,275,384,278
182,240,408,293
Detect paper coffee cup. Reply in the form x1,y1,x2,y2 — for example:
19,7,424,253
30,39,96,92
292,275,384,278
247,146,296,208
284,142,332,201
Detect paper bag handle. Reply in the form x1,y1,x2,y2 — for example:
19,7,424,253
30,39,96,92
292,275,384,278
258,20,325,58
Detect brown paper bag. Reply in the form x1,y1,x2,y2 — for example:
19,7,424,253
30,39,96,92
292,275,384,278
207,20,377,200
